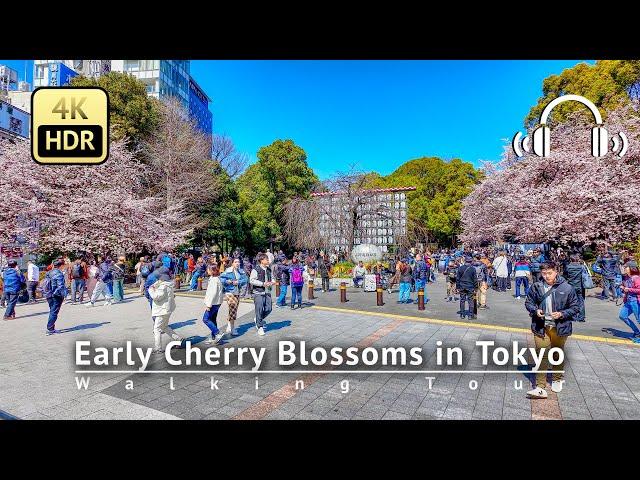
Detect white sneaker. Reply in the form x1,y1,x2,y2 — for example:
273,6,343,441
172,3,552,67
258,327,265,336
526,387,548,399
103,301,112,306
551,380,564,393
225,323,232,334
214,332,225,344
85,302,94,308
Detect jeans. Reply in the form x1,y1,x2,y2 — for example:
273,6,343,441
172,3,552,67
277,284,288,306
602,277,617,300
106,281,114,296
533,326,567,388
291,285,303,306
202,304,220,336
354,276,364,288
459,289,475,317
46,295,64,331
399,282,411,302
27,281,38,302
112,279,124,302
71,279,86,303
190,270,201,290
253,293,272,328
415,279,428,300
3,292,19,317
619,299,640,335
515,277,529,297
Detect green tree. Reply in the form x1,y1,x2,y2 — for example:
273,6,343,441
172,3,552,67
70,71,160,146
237,139,319,249
525,60,640,128
379,157,482,245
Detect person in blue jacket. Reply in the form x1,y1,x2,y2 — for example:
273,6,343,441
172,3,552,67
2,260,25,320
45,259,68,334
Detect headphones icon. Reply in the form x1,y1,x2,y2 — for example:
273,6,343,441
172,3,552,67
512,94,628,158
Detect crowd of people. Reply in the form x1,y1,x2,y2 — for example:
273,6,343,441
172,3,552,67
1,242,639,400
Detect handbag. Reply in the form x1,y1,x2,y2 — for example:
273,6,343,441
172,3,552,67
582,263,594,289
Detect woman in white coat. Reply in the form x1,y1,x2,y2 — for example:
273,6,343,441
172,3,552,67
149,272,185,353
203,264,226,345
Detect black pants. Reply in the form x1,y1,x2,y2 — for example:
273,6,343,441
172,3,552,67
496,277,508,291
27,281,38,302
321,276,329,291
459,289,475,317
4,292,19,317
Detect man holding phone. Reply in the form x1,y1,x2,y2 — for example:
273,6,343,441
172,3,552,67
524,261,580,399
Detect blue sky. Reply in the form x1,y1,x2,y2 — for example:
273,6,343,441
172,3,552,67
2,59,591,179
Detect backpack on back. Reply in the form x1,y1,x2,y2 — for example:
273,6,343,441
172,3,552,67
72,264,84,279
140,263,151,278
41,271,53,297
291,267,304,285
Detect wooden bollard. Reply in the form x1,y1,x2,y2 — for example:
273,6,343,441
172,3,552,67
418,287,425,310
340,282,347,303
197,277,203,291
308,279,315,300
376,286,384,306
275,281,280,298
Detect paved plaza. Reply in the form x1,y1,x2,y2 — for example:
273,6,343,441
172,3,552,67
1,277,640,420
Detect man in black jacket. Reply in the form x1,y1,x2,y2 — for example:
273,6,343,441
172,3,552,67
524,261,580,399
456,256,478,320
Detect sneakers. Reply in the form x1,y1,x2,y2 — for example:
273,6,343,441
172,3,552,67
85,302,95,308
204,333,225,345
526,387,548,399
45,329,60,335
257,327,265,336
226,323,232,334
103,300,113,306
551,380,564,393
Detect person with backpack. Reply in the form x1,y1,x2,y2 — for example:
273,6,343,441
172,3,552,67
2,260,25,320
250,253,275,336
456,256,478,320
111,256,127,303
44,258,68,335
445,259,459,302
524,261,580,399
619,261,640,343
412,253,430,303
563,253,587,322
70,258,86,304
276,257,290,307
289,256,306,309
86,256,114,307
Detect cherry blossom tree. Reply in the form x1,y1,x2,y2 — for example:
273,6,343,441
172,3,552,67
0,138,186,254
460,103,640,247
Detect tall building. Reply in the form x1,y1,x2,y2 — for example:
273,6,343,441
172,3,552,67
313,186,416,254
33,59,213,140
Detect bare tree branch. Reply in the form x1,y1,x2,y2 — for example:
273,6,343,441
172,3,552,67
212,133,248,179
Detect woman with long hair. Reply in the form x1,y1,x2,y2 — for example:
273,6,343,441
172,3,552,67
202,264,226,345
398,259,412,304
85,260,99,301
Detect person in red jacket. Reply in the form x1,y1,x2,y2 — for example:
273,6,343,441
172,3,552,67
620,261,640,343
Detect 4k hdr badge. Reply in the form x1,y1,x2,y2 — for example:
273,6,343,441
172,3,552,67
31,87,109,165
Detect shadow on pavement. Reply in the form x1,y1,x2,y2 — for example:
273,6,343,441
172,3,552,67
169,319,196,330
58,322,111,333
601,327,636,340
10,311,49,319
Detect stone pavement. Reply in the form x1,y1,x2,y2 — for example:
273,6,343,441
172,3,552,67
1,285,640,420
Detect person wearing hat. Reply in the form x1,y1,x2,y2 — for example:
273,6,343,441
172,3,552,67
619,260,640,343
456,256,478,319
